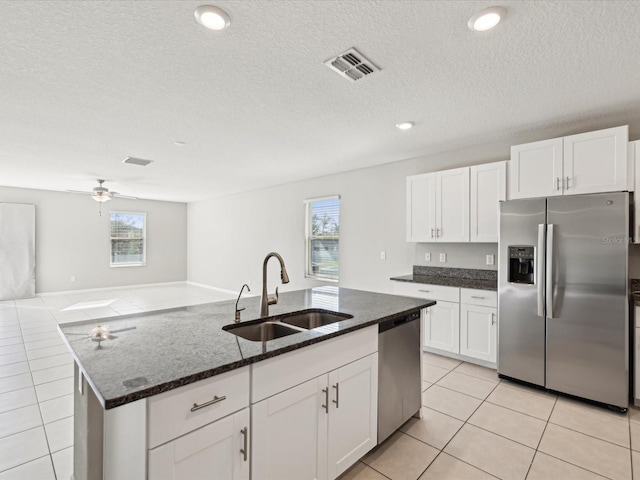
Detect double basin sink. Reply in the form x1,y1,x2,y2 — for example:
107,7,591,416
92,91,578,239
223,309,353,342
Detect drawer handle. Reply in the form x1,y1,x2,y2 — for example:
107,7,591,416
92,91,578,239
191,395,226,412
418,290,431,293
470,296,485,299
332,383,340,408
491,313,496,325
240,426,248,461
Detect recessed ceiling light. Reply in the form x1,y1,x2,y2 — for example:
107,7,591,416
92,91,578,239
194,5,231,31
396,121,414,130
468,6,506,32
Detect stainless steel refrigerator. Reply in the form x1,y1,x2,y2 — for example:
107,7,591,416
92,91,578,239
498,192,629,409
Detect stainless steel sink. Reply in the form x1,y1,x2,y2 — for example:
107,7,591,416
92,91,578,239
223,309,353,342
224,321,306,342
278,309,353,329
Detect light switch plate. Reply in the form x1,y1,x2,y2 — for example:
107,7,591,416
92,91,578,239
424,253,431,262
439,253,446,263
486,254,495,266
380,251,386,260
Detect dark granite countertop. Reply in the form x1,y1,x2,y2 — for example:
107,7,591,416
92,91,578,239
390,266,497,291
58,287,434,410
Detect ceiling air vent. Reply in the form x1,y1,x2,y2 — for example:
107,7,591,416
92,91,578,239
123,156,154,167
324,48,380,83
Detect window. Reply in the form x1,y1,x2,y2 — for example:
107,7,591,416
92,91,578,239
305,196,340,281
110,212,146,267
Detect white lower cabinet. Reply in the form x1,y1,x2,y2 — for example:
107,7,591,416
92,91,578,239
424,301,460,354
252,353,378,480
460,304,496,363
148,407,250,480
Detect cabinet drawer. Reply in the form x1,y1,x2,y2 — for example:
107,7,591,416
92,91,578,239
460,288,497,308
148,366,250,449
393,282,459,303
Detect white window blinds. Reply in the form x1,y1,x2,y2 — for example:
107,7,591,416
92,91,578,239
305,196,340,281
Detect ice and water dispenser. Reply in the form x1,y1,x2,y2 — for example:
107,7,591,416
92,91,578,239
508,246,535,285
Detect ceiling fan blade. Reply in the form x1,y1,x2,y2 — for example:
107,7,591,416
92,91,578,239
66,190,94,195
111,193,139,200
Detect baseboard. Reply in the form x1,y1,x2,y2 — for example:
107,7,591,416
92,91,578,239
186,281,259,297
37,280,188,297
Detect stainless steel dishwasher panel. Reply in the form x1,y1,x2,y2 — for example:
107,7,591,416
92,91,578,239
378,313,421,444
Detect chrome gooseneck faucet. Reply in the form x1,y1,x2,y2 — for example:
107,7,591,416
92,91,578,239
261,252,290,317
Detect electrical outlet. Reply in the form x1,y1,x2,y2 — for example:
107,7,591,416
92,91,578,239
439,253,446,263
380,251,386,260
424,252,431,262
70,276,76,282
486,254,495,266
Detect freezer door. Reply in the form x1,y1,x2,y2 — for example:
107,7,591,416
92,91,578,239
498,198,546,386
546,192,628,408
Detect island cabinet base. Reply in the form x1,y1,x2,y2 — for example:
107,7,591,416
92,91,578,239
72,325,384,480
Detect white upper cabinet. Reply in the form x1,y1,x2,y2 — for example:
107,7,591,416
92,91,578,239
406,173,436,242
407,168,469,242
470,162,506,243
563,126,628,195
509,126,629,199
509,138,563,199
436,168,470,242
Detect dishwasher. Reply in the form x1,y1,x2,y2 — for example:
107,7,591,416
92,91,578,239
377,310,421,443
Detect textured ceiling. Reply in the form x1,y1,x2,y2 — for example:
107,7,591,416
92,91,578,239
1,0,640,202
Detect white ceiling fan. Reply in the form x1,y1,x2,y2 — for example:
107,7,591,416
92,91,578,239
67,179,138,203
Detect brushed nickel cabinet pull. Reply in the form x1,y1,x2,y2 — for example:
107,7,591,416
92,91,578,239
418,289,431,293
470,296,485,299
431,228,435,238
566,176,570,189
322,387,329,413
556,177,561,191
190,395,226,412
491,313,496,325
332,383,339,408
240,427,248,461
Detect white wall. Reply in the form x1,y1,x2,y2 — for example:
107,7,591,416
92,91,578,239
0,186,187,293
187,141,511,295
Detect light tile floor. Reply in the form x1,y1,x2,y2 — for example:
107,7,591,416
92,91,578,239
341,351,639,480
3,283,639,480
0,283,235,479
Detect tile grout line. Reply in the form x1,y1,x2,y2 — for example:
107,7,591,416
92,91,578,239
524,393,557,479
414,371,504,480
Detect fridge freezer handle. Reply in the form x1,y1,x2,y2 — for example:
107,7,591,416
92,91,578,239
546,224,554,319
537,224,545,317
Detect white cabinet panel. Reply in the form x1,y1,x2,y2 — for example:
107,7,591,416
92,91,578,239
424,301,459,353
470,162,506,242
460,304,496,363
563,126,628,195
509,138,563,199
406,174,436,242
252,376,328,480
148,408,250,480
436,168,470,242
393,281,459,303
327,354,378,479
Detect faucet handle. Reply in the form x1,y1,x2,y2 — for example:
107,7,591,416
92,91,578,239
267,287,279,306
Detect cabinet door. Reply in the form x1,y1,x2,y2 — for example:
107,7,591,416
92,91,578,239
327,354,378,480
148,408,250,480
435,167,470,242
460,304,496,363
424,301,460,353
470,162,506,243
509,138,563,199
563,125,628,195
406,174,436,242
252,376,328,480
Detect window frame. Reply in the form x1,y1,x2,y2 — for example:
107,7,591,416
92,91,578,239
304,195,340,282
109,211,147,268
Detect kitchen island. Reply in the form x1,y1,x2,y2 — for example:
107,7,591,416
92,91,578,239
59,287,434,480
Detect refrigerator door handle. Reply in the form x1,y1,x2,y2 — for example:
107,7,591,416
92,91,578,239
546,224,554,319
537,224,545,317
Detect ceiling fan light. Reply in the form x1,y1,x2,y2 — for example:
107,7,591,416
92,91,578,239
92,194,111,203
